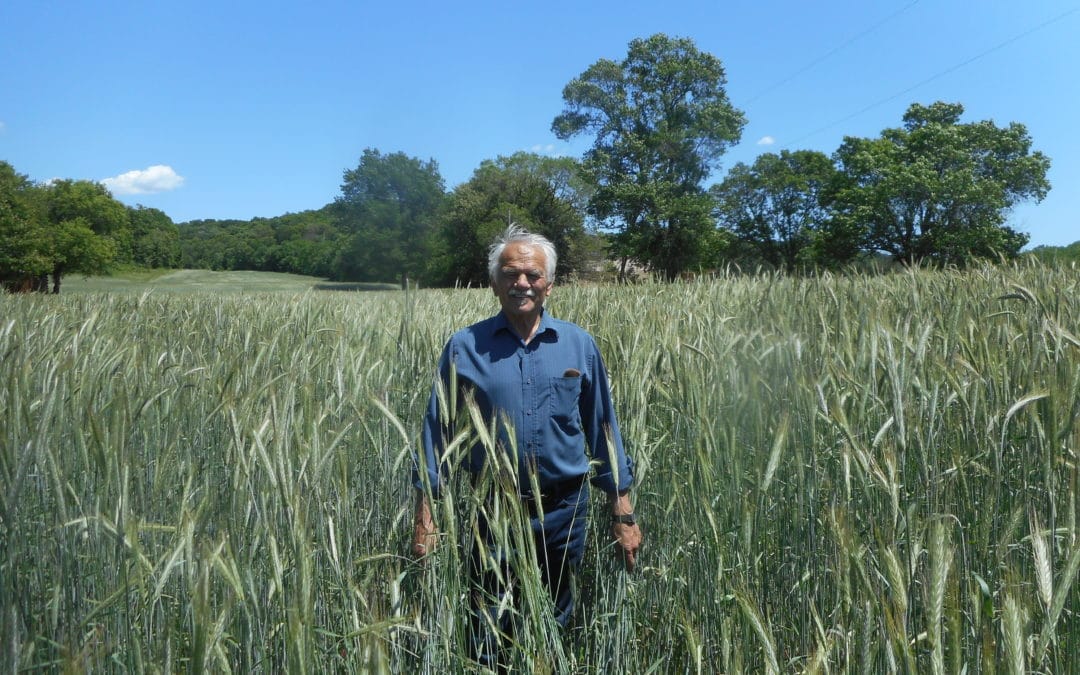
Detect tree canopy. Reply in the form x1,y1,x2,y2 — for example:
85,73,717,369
1,162,51,289
40,179,131,292
128,206,181,269
332,149,445,286
711,150,837,270
1,165,135,293
832,101,1050,266
430,153,596,287
553,33,745,279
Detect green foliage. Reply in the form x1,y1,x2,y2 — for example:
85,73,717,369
333,148,446,285
127,205,181,268
494,151,596,216
44,178,130,262
1026,240,1080,265
553,33,745,279
1,165,129,292
179,208,342,277
429,153,596,286
52,216,116,276
832,101,1049,266
711,150,838,270
0,161,51,283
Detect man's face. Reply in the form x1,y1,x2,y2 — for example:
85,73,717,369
492,242,553,321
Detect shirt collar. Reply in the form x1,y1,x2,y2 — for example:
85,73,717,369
492,308,558,340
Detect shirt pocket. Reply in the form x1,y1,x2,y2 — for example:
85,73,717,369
549,375,583,432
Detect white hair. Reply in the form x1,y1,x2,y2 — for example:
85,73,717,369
487,224,557,283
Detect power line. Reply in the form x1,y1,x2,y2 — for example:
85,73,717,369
743,1,922,105
782,6,1080,150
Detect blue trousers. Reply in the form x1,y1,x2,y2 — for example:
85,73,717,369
469,480,589,667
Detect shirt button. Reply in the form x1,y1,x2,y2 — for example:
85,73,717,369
526,410,532,416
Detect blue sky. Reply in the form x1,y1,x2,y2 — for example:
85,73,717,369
2,1,1077,247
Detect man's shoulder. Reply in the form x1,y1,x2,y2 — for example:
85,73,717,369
446,315,501,345
545,315,598,343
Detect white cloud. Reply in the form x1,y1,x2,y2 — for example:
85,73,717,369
101,165,185,195
529,143,558,155
0,120,6,134
756,136,776,146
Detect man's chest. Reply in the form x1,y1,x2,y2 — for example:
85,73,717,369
456,340,587,410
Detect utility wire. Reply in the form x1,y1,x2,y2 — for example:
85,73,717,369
782,5,1080,149
744,0,923,105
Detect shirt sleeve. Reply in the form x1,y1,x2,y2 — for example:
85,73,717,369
414,339,453,497
581,338,634,494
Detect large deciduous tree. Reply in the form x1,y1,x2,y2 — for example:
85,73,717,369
41,179,127,292
0,161,51,291
711,150,837,270
430,154,594,287
552,33,745,279
2,165,133,292
833,101,1050,266
333,148,445,286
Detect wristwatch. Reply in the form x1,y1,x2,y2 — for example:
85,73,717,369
612,513,637,526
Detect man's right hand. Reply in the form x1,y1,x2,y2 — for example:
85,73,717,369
411,493,439,558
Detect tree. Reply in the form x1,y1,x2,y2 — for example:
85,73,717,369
272,208,343,278
429,154,593,286
552,33,745,279
832,101,1050,266
50,217,116,289
494,151,596,217
2,167,131,293
128,205,181,268
0,161,51,291
41,180,127,292
333,149,445,286
711,150,837,270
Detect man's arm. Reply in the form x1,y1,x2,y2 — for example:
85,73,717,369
610,489,642,571
581,337,643,571
411,342,455,559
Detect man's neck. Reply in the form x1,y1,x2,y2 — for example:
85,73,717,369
504,311,542,344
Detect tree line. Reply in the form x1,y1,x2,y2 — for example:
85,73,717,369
1,162,180,292
177,150,604,287
3,34,1063,292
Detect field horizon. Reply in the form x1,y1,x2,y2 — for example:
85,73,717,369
60,268,402,294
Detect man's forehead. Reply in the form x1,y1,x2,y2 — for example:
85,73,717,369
499,243,546,269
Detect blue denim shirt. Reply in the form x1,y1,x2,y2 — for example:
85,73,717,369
416,310,634,498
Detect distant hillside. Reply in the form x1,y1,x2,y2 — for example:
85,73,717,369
1025,240,1080,265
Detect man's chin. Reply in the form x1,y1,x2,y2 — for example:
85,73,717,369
503,301,542,316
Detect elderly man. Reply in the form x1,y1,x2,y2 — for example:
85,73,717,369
411,225,642,657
